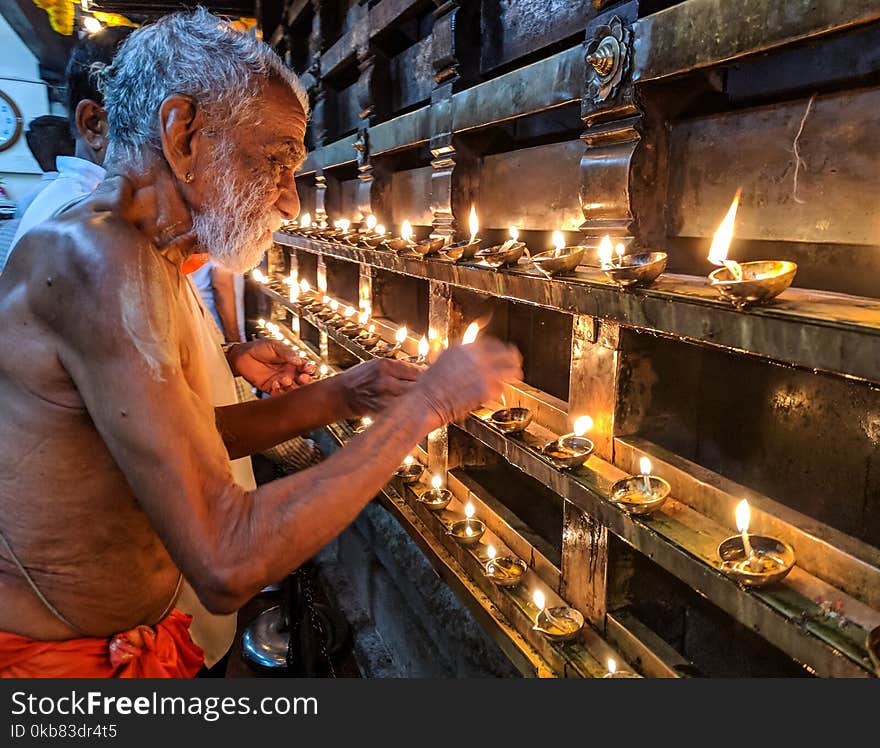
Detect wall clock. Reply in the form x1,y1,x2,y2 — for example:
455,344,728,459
0,91,23,153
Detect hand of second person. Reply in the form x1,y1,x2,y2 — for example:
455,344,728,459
226,339,315,395
338,358,423,416
411,338,522,428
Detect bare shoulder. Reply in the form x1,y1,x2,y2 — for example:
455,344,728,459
19,186,183,367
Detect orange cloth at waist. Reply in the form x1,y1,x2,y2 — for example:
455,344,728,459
0,609,204,678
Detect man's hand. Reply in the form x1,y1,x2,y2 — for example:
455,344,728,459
411,338,523,428
337,358,422,417
226,339,315,395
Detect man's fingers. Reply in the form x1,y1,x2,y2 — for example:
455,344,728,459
381,358,422,381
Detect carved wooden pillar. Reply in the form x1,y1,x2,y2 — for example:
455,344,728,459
579,4,640,249
429,1,461,240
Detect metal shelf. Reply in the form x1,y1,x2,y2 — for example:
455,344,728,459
275,233,880,384
257,280,879,676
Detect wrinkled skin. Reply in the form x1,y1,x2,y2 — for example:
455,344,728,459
0,75,522,640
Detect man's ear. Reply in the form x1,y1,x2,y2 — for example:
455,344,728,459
158,94,205,184
75,99,108,152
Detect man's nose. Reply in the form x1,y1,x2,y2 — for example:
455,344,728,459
276,182,300,220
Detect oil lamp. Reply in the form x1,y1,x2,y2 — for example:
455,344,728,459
418,474,452,512
381,326,408,358
602,658,642,678
598,235,667,288
476,224,526,268
443,206,483,261
483,544,526,588
609,456,671,515
717,499,795,587
353,416,373,434
530,230,585,277
251,268,269,285
357,323,380,348
386,219,417,253
340,306,360,334
298,280,321,311
362,221,387,248
317,363,330,379
406,335,429,364
531,589,584,642
490,394,533,435
298,212,313,236
394,455,425,484
707,190,797,308
542,415,595,469
448,502,486,546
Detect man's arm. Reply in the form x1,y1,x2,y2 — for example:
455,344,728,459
216,357,420,458
210,264,243,343
38,229,520,615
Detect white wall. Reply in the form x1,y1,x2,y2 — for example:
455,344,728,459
0,13,53,202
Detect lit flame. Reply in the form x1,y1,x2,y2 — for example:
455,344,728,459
401,220,413,242
361,417,373,427
468,205,479,242
258,318,266,327
573,416,593,437
462,322,480,345
282,275,295,285
252,268,267,284
428,327,437,341
330,300,339,312
487,545,497,561
465,502,475,520
418,336,429,359
431,474,442,490
338,219,351,232
552,230,565,253
358,312,369,326
300,212,311,228
708,189,742,276
395,326,407,345
598,235,614,267
366,214,377,230
319,364,328,377
533,589,546,612
375,225,386,236
615,242,626,263
500,392,507,410
368,324,376,334
509,226,519,242
322,295,330,305
607,658,617,675
403,455,415,467
736,499,751,535
345,306,355,318
639,456,652,476
317,275,327,293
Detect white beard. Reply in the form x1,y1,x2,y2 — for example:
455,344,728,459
192,140,278,273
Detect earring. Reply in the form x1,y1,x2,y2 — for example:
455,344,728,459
184,172,194,183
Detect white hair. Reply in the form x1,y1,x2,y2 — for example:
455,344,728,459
101,7,308,166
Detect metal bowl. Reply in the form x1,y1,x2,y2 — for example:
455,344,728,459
484,555,527,588
443,239,481,261
530,246,585,277
490,407,532,434
411,236,447,257
542,435,594,469
384,237,417,253
717,534,796,588
709,260,797,309
448,518,486,546
362,234,386,248
417,487,452,512
609,475,671,516
534,606,584,642
867,626,880,676
476,242,526,268
603,252,668,288
356,333,381,348
394,462,424,485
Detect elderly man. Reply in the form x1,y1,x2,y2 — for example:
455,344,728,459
0,10,521,677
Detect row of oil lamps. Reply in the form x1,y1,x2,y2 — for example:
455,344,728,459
281,191,797,309
255,289,797,595
254,312,795,676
